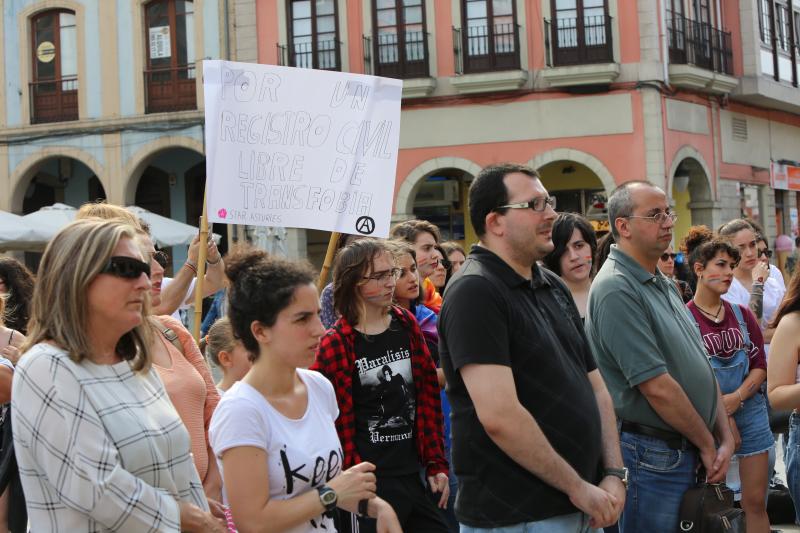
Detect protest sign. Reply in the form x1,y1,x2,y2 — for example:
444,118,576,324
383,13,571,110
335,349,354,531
203,60,403,238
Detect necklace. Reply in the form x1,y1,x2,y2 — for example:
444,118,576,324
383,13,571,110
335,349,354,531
693,300,724,323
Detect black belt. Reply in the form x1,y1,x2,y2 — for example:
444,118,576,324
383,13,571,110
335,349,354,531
620,421,697,451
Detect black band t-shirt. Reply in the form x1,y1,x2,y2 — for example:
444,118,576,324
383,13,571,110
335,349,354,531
352,317,418,476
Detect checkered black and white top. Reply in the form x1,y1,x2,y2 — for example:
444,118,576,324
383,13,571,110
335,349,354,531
11,343,208,532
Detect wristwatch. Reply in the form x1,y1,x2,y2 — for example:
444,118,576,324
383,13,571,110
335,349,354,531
604,467,629,489
316,484,338,512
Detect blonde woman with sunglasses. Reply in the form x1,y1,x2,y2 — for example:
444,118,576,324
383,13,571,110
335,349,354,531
11,219,225,532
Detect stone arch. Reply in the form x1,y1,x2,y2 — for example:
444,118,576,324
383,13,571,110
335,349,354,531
667,145,714,202
394,156,482,218
122,136,205,204
527,148,617,194
9,147,106,213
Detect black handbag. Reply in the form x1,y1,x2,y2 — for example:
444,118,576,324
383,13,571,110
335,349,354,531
678,482,745,532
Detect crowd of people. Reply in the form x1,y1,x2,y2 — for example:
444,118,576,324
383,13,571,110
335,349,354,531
1,163,800,532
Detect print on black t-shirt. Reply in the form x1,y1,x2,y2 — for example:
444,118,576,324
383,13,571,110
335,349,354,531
353,318,418,475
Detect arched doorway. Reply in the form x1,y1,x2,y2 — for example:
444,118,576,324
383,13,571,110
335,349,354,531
20,156,105,214
131,146,211,271
670,155,714,246
411,168,472,244
17,155,106,270
538,160,609,233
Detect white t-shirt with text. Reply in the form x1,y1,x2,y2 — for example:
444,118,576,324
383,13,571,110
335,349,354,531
209,369,343,533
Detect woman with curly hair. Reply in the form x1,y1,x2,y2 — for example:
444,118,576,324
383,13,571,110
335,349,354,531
684,226,772,533
0,258,34,335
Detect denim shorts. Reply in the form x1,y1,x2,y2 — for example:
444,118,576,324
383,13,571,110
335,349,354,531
732,391,774,457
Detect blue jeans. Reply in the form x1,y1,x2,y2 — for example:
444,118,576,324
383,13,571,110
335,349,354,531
785,412,800,523
619,431,698,533
460,512,598,533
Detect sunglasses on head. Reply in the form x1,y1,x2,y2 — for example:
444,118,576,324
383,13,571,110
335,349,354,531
660,253,677,262
101,256,151,279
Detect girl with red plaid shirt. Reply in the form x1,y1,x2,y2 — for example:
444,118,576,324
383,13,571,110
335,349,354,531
313,239,450,533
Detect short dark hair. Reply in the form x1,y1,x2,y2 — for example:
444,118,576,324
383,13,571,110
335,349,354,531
542,213,598,276
607,180,657,239
795,236,800,248
390,219,441,244
594,232,615,274
333,239,393,326
225,247,315,360
469,163,539,237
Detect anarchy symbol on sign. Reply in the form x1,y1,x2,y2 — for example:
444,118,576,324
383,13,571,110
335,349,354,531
355,216,376,235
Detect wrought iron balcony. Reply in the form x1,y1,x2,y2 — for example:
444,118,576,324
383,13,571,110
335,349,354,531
278,40,340,71
373,30,429,79
453,22,520,74
667,12,733,75
545,14,614,67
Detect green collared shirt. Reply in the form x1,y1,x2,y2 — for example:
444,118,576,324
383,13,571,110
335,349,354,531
585,245,717,432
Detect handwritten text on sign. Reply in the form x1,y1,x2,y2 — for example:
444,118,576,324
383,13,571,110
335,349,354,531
203,60,402,237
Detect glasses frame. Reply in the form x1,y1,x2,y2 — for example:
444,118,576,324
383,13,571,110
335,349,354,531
362,268,402,284
624,212,678,225
495,196,557,213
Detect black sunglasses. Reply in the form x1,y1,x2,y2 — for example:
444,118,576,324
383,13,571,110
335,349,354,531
660,253,677,261
758,249,773,258
101,256,151,279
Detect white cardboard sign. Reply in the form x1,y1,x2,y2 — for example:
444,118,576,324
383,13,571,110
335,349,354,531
203,60,403,238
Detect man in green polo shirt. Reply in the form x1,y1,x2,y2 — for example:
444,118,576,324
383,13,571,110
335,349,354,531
585,181,735,533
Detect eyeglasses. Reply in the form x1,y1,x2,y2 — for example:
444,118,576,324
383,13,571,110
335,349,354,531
495,196,557,212
362,268,402,284
101,256,151,279
660,253,677,262
758,249,773,258
625,212,678,225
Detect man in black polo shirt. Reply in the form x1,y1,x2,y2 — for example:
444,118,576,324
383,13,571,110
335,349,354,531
438,163,625,532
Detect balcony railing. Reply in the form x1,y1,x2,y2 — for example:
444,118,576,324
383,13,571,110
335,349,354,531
30,77,78,124
373,30,429,79
144,65,197,114
363,36,373,74
667,12,733,75
545,15,614,66
454,23,520,74
279,40,340,71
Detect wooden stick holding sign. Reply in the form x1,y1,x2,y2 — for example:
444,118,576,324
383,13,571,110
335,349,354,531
317,231,340,293
192,194,209,342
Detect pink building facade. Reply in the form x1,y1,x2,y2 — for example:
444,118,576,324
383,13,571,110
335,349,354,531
231,0,800,263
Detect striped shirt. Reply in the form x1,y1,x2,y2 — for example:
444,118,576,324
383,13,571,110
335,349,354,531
12,343,207,532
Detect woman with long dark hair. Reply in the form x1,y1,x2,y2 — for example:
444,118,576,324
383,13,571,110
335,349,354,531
314,239,449,533
542,213,597,319
767,268,800,524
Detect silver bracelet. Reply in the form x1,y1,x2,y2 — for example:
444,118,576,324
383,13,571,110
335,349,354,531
206,255,222,266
